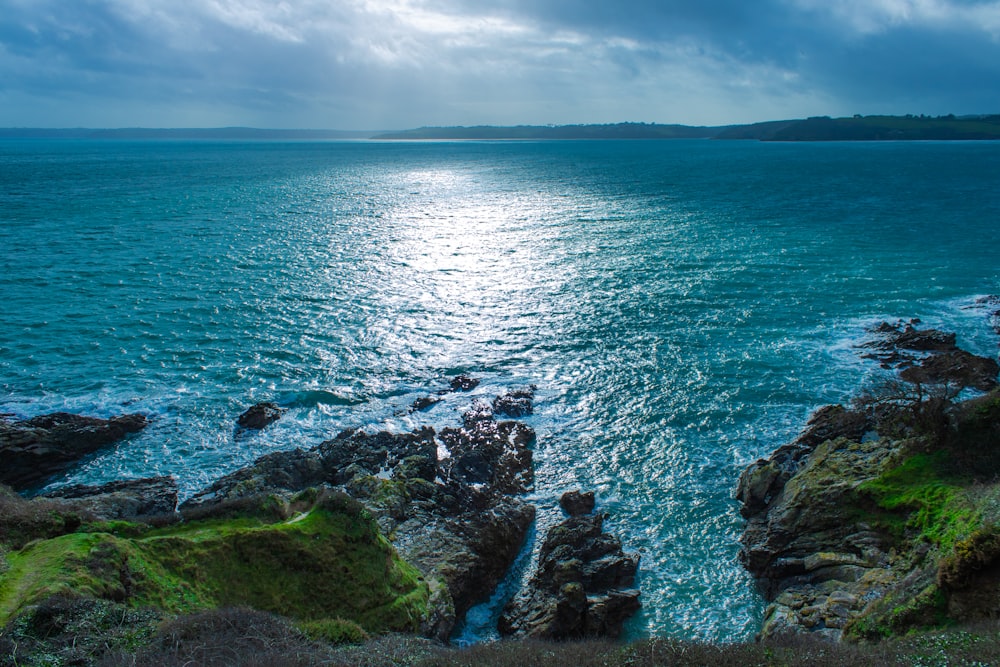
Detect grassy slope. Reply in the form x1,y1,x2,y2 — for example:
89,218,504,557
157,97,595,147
0,490,428,634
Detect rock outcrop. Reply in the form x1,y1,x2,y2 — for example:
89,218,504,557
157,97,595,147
0,412,148,491
738,426,902,640
499,490,640,639
739,323,1000,642
42,476,179,520
859,321,998,391
492,386,536,418
236,402,285,430
182,386,539,641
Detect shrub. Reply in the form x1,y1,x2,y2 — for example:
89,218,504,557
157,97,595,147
299,617,370,645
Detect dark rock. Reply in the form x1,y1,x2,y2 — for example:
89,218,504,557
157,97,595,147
560,490,596,516
181,448,327,510
899,349,999,392
449,375,481,392
438,418,535,494
796,404,870,448
863,322,957,353
0,412,148,491
42,476,179,520
858,322,998,397
236,402,285,430
492,386,536,418
411,396,442,412
500,506,640,639
462,400,494,426
395,496,536,640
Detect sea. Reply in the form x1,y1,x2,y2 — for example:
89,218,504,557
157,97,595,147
2,138,999,642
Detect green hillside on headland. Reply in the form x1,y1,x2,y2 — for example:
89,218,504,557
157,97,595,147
373,114,1000,141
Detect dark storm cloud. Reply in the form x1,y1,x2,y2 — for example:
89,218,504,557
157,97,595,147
0,0,998,128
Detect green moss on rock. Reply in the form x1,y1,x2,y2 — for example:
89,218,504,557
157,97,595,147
859,452,980,549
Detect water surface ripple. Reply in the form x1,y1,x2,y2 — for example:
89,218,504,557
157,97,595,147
2,139,999,640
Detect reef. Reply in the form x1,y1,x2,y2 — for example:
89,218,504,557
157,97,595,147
738,315,1000,641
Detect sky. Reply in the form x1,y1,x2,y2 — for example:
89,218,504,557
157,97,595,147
1,0,999,129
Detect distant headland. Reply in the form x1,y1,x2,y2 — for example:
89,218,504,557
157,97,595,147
3,114,1000,141
373,115,1000,141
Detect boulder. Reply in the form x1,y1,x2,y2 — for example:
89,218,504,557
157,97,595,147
410,396,442,412
0,412,148,491
449,375,481,392
560,490,596,516
236,402,285,430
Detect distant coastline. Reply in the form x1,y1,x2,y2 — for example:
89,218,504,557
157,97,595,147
373,115,1000,141
3,114,1000,142
0,127,379,140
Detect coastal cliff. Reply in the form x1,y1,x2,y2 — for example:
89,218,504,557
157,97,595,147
738,319,1000,641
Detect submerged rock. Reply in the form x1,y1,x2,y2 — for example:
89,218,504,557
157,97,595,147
499,490,640,639
236,402,285,430
410,396,442,412
968,296,1000,336
0,412,148,491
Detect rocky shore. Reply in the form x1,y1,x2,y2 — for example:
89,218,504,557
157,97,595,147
737,318,1000,641
3,304,999,664
0,380,640,665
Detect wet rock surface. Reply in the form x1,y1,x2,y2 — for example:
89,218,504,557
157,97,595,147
560,490,596,516
971,295,1000,336
236,402,285,430
492,386,537,418
407,375,482,414
182,382,539,641
859,321,998,391
0,412,148,491
449,375,481,392
499,490,640,639
42,476,179,520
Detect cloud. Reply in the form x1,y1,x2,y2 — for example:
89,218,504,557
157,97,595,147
0,0,997,128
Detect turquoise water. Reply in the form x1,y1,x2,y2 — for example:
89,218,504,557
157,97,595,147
2,138,999,641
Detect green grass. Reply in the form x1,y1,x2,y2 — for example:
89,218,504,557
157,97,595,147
0,490,429,635
859,452,980,550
